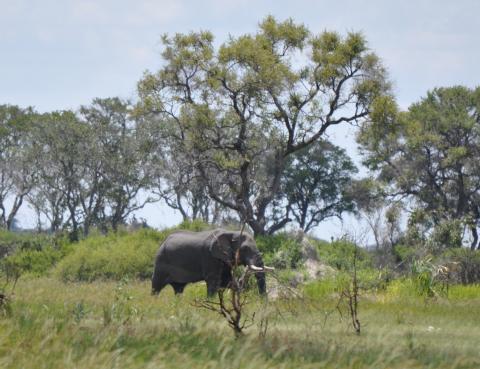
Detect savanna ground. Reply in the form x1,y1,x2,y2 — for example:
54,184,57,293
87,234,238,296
1,276,479,369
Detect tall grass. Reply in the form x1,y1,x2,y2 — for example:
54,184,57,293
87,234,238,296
1,227,480,368
1,277,479,369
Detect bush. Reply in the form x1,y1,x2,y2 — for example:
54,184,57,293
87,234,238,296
0,230,54,257
303,278,337,299
256,233,303,269
410,258,442,298
0,231,72,278
439,248,480,284
55,229,167,282
3,246,67,278
175,219,213,232
315,238,373,271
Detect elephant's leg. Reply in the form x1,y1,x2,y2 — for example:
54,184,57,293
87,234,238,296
204,258,224,297
220,264,232,288
170,282,186,295
206,280,219,297
151,269,169,295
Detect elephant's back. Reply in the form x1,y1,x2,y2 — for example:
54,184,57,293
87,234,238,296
155,231,209,281
156,230,212,263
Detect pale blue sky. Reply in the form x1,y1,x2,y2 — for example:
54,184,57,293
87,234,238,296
2,0,479,236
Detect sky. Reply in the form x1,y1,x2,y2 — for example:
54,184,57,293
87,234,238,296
1,0,479,237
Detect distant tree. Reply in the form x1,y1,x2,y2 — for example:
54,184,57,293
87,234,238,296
282,140,357,233
0,105,36,230
141,113,226,223
138,16,390,235
31,110,90,238
358,86,480,250
80,97,156,231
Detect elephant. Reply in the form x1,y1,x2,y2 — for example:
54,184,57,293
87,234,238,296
151,228,273,297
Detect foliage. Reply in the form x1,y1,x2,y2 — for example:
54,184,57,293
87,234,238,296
137,16,390,235
55,229,166,282
282,140,358,233
410,258,445,298
3,246,68,278
29,98,157,237
303,278,338,299
0,105,36,230
174,219,214,232
358,86,480,250
0,230,52,256
0,231,71,278
316,238,373,271
440,248,480,284
256,233,303,269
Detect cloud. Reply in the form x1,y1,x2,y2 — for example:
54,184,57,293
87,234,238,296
69,0,184,27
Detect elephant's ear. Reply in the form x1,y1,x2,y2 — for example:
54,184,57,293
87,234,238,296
209,231,234,264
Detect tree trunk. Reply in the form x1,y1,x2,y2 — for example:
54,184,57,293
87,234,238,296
6,194,25,231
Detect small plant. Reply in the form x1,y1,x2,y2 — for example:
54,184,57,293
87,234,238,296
103,277,139,325
72,301,88,323
335,244,361,334
193,266,258,337
411,258,450,298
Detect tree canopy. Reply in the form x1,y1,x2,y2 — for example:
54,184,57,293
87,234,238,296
358,86,480,250
137,16,390,235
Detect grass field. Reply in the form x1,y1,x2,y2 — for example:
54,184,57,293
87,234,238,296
1,277,479,369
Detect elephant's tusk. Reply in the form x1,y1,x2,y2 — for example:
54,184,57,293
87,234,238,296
248,264,275,272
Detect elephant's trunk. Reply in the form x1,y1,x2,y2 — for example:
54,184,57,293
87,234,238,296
256,272,266,295
248,254,273,295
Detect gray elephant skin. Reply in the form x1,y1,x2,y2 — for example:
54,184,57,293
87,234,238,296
151,229,270,296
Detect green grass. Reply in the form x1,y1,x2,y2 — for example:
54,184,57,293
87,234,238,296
1,227,479,368
1,277,479,369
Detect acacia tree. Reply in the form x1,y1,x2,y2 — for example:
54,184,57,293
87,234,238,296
0,105,36,230
358,86,480,250
138,16,390,235
282,140,357,233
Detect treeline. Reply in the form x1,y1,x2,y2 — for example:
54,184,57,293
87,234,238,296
1,17,480,254
0,99,155,238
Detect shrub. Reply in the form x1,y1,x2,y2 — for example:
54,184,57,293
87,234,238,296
439,248,480,284
410,258,439,298
175,219,213,232
0,230,55,257
303,278,337,299
55,229,167,282
0,231,72,278
256,233,303,269
315,238,373,271
3,246,66,277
